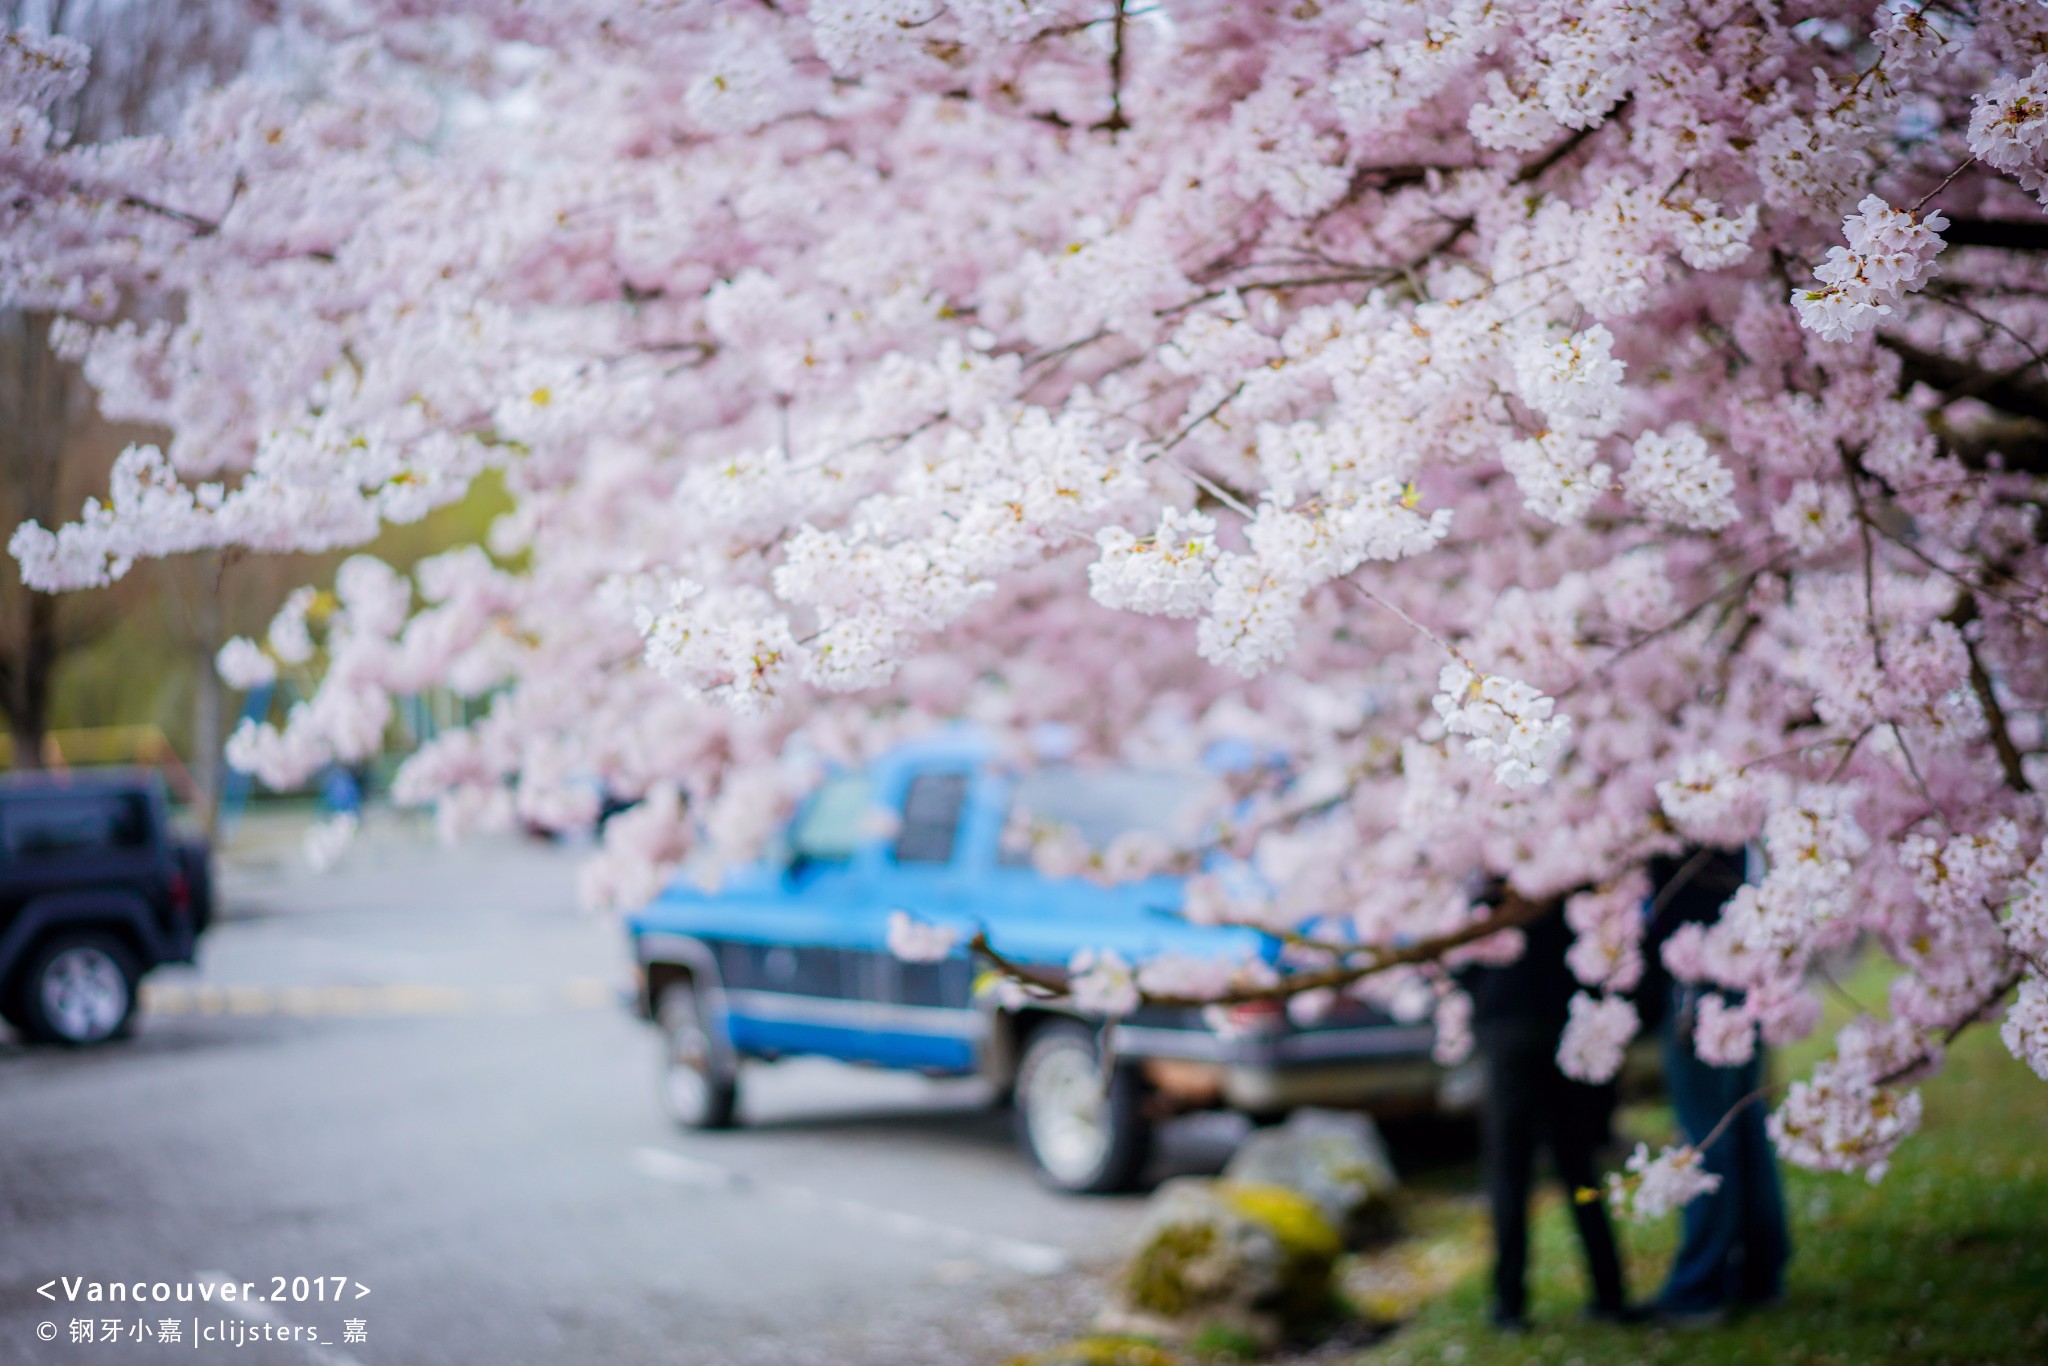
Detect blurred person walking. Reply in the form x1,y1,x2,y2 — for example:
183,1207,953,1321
1642,849,1791,1326
1469,896,1633,1331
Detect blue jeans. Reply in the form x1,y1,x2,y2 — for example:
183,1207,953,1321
1659,1018,1791,1312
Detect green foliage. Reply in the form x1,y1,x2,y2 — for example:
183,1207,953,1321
1185,1323,1264,1360
47,467,516,751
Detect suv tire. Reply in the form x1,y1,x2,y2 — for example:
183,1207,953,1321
1014,1020,1151,1194
657,979,739,1131
20,931,139,1045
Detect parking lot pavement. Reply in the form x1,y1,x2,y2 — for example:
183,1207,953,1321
0,813,1241,1366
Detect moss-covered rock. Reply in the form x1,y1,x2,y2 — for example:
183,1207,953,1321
1221,1109,1400,1249
1105,1176,1345,1349
1001,1334,1182,1366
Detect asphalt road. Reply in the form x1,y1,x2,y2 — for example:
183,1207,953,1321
0,813,1244,1366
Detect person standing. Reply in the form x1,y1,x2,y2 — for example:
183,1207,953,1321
1642,849,1792,1325
1469,896,1633,1331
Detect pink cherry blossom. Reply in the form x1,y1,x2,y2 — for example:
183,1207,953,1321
3,0,2045,1193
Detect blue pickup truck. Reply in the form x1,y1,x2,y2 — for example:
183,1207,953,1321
625,732,1448,1192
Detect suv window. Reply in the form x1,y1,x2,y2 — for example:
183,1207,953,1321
789,775,869,864
893,772,969,865
3,794,150,858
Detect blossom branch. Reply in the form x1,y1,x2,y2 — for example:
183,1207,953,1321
1945,594,2034,793
967,893,1553,1011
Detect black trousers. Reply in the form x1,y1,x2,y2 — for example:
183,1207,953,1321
1479,1023,1627,1318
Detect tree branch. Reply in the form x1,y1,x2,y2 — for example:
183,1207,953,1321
1945,593,2034,793
1879,334,2048,449
1091,0,1130,135
967,892,1553,1010
1941,217,2048,252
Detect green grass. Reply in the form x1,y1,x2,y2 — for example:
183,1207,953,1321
1351,987,2048,1366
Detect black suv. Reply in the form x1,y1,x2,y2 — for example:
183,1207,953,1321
0,770,212,1045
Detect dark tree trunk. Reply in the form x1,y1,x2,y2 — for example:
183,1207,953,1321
6,589,57,768
193,566,225,832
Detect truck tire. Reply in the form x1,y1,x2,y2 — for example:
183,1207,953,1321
1014,1020,1151,1194
19,931,139,1045
657,980,739,1131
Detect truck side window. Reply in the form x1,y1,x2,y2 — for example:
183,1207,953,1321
3,795,149,858
893,772,968,866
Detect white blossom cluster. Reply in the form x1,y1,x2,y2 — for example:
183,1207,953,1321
578,787,694,914
1968,63,2048,205
1557,990,1639,1083
1135,952,1276,1002
1902,821,2027,928
1691,992,1758,1067
1621,425,1739,531
1088,508,1222,619
1510,324,1625,436
1793,196,1949,342
886,911,961,963
1655,751,1764,848
1432,663,1573,789
1606,1141,1722,1221
638,581,802,714
2004,846,2048,963
302,812,359,873
1500,433,1613,525
1770,479,1857,556
1068,947,1139,1017
215,636,278,690
2003,977,2048,1080
1750,786,1870,945
1564,875,1648,992
1431,987,1475,1066
1768,1061,1924,1182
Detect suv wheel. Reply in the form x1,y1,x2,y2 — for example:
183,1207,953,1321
1014,1020,1151,1194
22,932,138,1045
657,980,739,1131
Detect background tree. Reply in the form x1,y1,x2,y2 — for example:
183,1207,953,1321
0,0,263,816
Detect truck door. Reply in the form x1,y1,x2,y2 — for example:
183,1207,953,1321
862,767,980,1072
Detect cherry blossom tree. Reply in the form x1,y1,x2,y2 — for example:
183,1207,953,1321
5,0,2048,1206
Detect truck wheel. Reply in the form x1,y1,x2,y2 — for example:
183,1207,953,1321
20,932,138,1045
1014,1020,1151,1194
657,980,739,1131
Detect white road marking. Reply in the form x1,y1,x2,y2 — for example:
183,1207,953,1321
193,1272,369,1366
629,1146,1073,1277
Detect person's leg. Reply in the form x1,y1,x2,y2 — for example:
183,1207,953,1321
1482,1033,1541,1325
1658,1024,1748,1314
1731,1062,1790,1304
1551,1079,1628,1313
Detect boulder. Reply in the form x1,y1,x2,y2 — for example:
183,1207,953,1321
1103,1177,1344,1350
1222,1109,1400,1247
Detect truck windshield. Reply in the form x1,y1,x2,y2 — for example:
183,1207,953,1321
789,774,869,863
1001,767,1216,862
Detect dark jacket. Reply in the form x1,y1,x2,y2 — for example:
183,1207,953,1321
1637,846,1749,1036
1469,900,1577,1037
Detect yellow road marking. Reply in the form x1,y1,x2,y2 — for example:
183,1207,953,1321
140,977,613,1019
